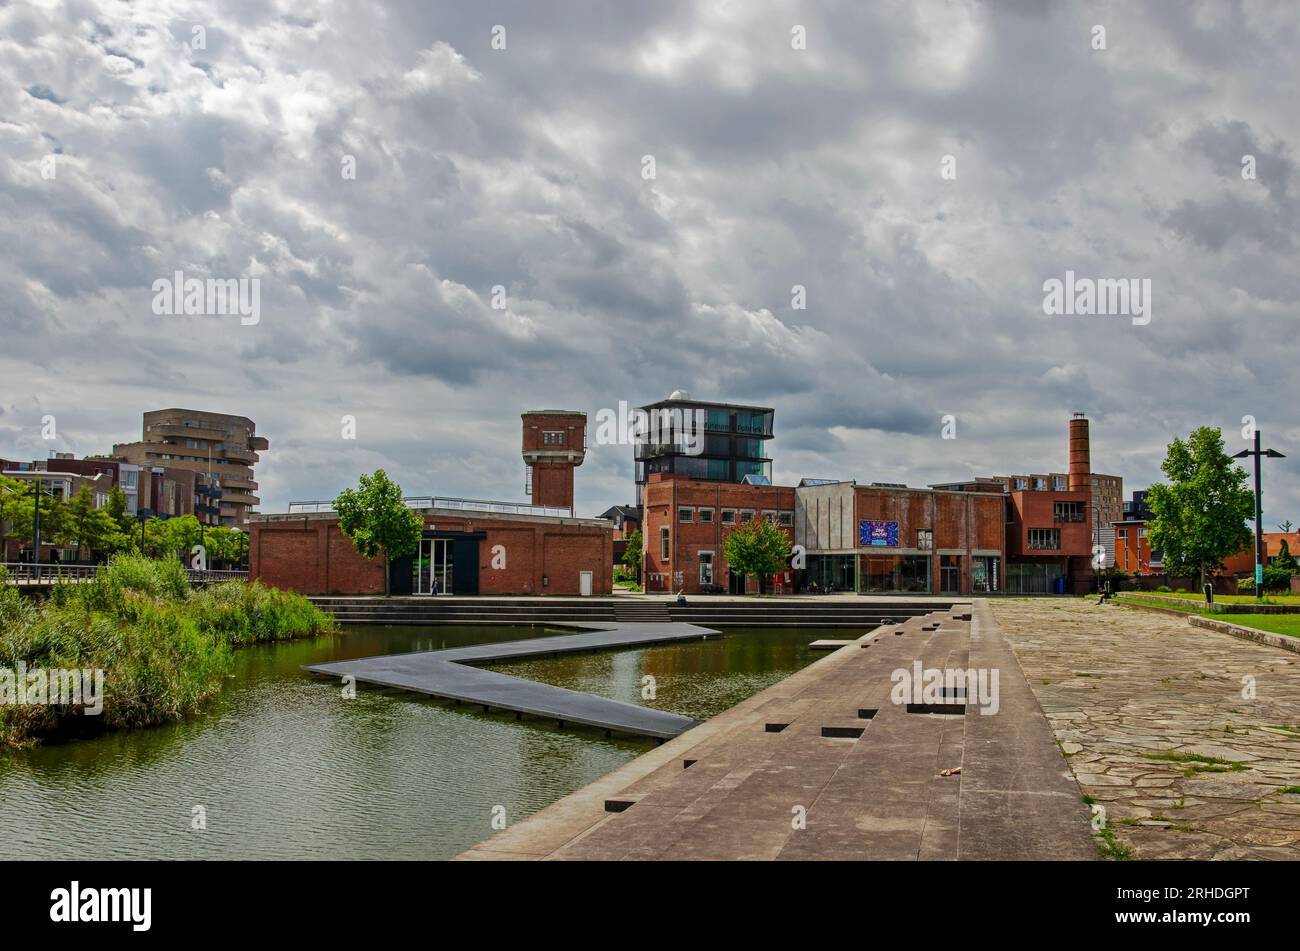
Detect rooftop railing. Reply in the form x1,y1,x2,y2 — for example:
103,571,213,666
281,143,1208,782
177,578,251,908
281,496,576,519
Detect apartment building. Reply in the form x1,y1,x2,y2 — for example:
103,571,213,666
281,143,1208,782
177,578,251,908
113,409,268,525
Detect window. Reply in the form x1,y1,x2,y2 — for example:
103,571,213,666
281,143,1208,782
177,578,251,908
1054,477,1067,491
721,509,736,524
779,511,793,527
699,508,714,523
660,527,670,561
1138,527,1148,538
542,431,565,446
1014,478,1028,490
762,510,777,523
699,551,714,585
1027,528,1060,550
1053,501,1085,522
678,507,694,523
739,510,754,523
1117,528,1128,539
1033,477,1047,490
917,529,933,550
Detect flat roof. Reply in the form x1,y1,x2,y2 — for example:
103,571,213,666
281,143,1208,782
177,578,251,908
639,397,773,413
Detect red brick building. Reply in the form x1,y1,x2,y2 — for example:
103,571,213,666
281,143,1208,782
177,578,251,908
641,473,796,593
250,504,612,596
521,410,586,511
640,474,1005,595
249,409,610,597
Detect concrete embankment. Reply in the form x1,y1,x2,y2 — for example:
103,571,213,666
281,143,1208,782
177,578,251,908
457,602,1095,861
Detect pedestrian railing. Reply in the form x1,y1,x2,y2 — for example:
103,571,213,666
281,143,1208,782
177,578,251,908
1,563,248,585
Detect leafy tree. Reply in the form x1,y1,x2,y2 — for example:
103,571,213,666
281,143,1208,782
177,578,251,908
1274,538,1298,574
334,469,423,597
161,515,204,564
56,484,122,560
622,528,643,582
105,484,133,535
0,479,69,557
1146,427,1254,588
722,517,792,594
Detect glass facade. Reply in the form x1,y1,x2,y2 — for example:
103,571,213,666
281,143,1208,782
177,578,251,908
1006,561,1063,594
860,554,932,593
805,554,856,593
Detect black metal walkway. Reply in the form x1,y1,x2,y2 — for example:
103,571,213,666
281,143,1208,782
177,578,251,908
303,622,721,740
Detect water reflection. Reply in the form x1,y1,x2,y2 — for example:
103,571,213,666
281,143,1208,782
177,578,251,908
0,624,821,859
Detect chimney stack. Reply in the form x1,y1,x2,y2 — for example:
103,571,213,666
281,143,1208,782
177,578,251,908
1068,413,1090,492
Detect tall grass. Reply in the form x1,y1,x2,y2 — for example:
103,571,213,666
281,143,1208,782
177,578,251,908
1,555,333,748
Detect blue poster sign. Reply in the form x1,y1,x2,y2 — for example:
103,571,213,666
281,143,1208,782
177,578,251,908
859,520,899,547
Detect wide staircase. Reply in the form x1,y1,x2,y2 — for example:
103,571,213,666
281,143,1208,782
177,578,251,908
308,597,616,626
309,595,961,628
613,600,672,623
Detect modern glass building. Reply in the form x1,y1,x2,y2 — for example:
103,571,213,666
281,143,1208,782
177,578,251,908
633,392,774,505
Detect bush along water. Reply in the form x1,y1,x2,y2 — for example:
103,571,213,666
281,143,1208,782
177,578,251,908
0,555,333,748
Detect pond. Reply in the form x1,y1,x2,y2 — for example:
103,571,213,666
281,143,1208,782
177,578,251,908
0,624,827,859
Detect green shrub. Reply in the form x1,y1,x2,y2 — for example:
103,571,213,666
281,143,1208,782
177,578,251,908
1,559,333,748
1156,585,1172,593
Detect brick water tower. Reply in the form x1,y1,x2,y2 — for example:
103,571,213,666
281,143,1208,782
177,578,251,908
521,410,586,511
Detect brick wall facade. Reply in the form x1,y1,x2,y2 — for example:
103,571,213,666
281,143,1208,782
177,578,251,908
250,510,612,595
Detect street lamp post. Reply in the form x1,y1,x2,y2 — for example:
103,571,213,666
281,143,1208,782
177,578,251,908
1232,430,1286,602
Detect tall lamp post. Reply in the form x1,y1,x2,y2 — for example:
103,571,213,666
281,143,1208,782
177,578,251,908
1232,431,1286,602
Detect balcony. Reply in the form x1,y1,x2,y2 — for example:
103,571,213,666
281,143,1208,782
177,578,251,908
221,491,260,507
146,422,229,441
249,435,269,451
222,448,258,464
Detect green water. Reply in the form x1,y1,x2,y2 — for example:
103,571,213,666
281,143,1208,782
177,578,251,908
0,625,825,859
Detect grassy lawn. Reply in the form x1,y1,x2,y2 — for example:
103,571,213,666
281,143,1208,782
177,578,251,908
1114,595,1300,638
1127,590,1300,605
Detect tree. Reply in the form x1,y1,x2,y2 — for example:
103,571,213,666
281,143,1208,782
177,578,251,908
162,515,204,564
722,517,792,594
1146,427,1254,588
1275,538,1298,574
1280,520,1294,534
334,469,423,596
622,528,643,583
56,484,122,561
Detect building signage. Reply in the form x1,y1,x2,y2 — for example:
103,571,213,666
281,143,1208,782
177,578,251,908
859,520,899,547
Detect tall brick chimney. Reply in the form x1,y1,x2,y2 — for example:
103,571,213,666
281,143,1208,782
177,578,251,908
1068,412,1091,492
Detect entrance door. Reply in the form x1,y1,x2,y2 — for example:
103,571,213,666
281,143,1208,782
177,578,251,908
413,538,455,595
579,570,593,596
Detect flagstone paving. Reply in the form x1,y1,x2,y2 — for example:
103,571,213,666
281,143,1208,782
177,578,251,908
991,599,1300,859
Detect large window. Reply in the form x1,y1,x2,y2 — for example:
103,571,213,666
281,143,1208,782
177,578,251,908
699,551,714,585
1053,501,1085,523
1027,528,1060,550
1006,561,1063,594
660,527,670,561
972,556,1000,593
861,554,931,593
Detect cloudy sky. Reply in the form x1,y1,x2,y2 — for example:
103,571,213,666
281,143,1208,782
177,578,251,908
2,0,1297,525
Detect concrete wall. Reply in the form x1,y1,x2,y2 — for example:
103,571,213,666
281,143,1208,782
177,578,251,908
794,482,856,552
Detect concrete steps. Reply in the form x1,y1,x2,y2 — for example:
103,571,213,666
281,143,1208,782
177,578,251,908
613,601,672,623
308,596,961,628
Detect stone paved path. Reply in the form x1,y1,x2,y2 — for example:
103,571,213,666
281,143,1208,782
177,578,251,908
992,599,1300,859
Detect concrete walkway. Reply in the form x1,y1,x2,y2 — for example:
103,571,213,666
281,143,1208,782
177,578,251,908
993,598,1300,859
303,622,721,740
458,604,1096,860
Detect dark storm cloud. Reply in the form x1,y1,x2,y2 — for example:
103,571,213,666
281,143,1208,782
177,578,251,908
0,0,1297,522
